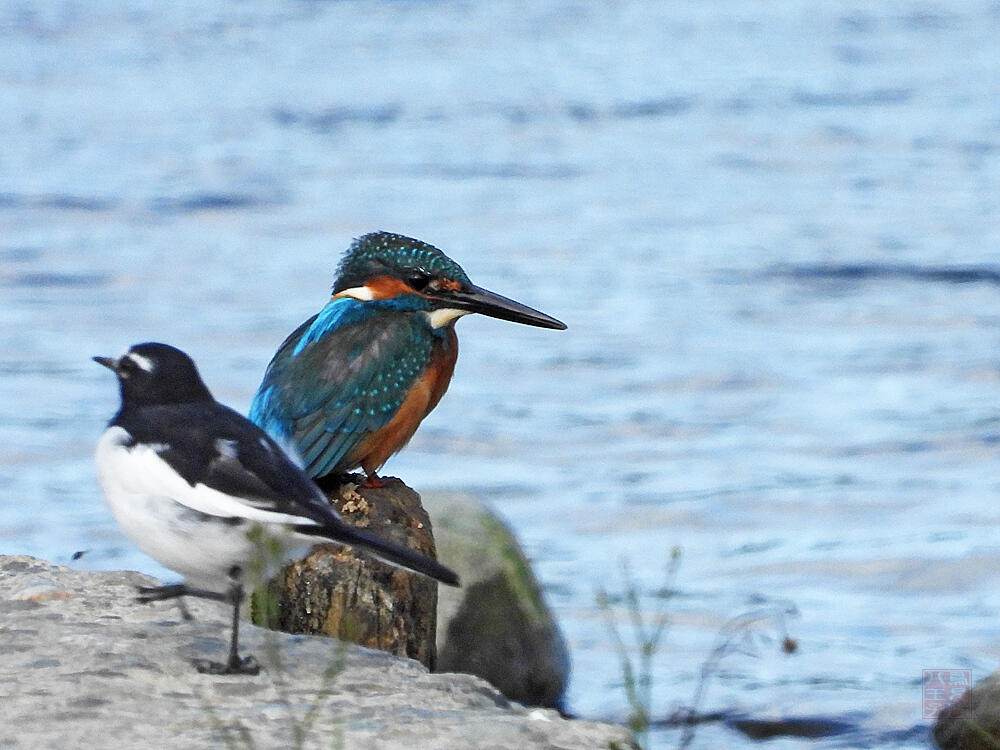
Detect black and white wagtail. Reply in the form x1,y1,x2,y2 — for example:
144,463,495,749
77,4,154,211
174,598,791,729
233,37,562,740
94,342,459,675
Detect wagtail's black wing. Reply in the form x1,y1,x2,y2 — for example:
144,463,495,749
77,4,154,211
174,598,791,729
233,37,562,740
115,402,459,585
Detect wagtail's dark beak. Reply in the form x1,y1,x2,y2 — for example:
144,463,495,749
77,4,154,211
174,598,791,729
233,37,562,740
93,355,118,371
442,284,567,330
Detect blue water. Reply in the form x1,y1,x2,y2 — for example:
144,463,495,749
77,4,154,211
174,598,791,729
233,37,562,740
2,2,999,747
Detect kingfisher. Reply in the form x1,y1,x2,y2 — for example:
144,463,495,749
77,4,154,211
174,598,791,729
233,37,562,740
249,231,566,488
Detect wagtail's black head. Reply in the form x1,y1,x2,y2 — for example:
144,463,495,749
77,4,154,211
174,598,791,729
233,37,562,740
332,232,567,330
94,342,214,408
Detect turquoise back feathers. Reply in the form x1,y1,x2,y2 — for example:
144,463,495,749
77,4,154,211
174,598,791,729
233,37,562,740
249,295,443,479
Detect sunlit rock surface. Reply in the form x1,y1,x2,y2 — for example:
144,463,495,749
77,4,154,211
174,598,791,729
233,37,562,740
0,555,631,750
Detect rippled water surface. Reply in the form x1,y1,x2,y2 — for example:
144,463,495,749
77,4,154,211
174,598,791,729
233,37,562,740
2,2,999,747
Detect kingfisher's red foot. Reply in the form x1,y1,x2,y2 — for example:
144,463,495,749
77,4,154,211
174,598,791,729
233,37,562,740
361,474,385,489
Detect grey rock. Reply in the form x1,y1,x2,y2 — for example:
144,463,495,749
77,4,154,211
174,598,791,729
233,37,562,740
0,555,631,750
423,493,570,709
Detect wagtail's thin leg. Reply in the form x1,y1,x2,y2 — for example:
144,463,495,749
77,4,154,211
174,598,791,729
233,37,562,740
136,583,228,604
191,571,260,676
225,582,257,673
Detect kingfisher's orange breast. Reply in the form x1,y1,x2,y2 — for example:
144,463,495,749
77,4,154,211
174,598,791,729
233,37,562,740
348,328,458,477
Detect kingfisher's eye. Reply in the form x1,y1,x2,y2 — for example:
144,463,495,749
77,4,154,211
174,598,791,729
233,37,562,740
407,275,431,291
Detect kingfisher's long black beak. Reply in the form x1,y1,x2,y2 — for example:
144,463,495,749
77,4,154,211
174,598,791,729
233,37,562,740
441,284,567,329
93,355,118,371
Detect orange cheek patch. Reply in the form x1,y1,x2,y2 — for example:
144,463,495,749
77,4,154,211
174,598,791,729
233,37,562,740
335,276,416,301
364,276,416,299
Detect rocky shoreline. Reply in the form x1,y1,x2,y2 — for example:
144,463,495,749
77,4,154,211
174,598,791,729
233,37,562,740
0,555,632,750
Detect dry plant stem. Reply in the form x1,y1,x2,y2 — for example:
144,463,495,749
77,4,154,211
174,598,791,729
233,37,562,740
677,602,798,750
596,550,682,750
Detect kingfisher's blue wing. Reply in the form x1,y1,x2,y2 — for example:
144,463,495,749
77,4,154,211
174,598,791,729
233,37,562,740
249,297,434,479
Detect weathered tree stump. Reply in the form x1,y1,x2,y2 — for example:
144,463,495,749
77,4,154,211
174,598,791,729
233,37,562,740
253,475,440,669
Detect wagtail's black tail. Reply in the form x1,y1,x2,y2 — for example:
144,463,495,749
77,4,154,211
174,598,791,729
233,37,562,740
296,521,460,587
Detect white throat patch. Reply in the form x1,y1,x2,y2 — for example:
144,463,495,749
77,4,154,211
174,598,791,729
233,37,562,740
424,308,469,329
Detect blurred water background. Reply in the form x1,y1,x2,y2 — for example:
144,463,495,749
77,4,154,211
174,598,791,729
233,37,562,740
2,1,999,747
